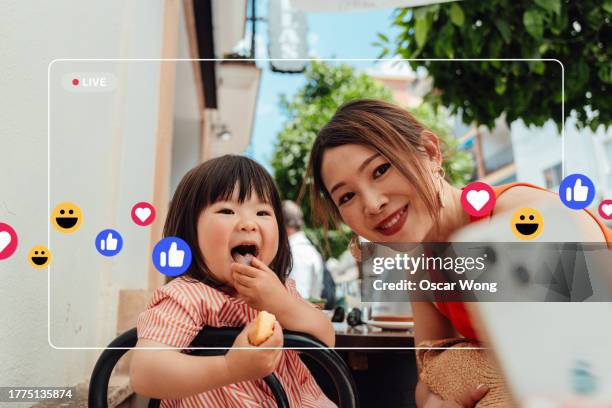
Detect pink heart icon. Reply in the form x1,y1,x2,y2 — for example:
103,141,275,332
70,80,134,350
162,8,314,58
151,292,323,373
0,223,18,260
131,202,156,226
460,182,496,217
598,199,612,220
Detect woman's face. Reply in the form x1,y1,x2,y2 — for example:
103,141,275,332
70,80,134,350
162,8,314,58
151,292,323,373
321,144,434,243
196,188,279,285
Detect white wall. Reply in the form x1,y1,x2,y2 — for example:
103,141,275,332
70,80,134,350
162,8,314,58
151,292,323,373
511,116,611,210
0,0,198,392
479,115,513,171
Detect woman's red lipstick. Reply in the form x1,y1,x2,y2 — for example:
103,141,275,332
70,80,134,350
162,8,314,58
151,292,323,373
375,204,409,236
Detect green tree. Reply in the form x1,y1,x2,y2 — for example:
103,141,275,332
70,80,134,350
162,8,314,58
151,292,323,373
377,1,611,131
411,103,474,186
271,61,474,258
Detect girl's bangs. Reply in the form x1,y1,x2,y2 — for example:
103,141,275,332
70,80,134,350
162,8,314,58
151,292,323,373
205,158,276,206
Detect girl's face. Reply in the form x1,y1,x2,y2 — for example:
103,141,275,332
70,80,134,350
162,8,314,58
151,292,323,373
196,188,279,286
321,144,434,243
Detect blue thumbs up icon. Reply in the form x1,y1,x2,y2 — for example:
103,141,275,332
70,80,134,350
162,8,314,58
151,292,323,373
95,229,123,256
559,174,595,210
152,237,192,277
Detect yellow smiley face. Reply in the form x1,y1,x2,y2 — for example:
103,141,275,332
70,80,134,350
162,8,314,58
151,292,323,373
28,245,52,268
511,208,544,240
51,202,83,233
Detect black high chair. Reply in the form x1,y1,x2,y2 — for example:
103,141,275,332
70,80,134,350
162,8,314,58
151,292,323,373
89,326,359,408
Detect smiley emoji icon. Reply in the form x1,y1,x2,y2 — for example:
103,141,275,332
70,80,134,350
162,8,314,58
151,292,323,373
511,208,543,240
28,245,52,268
51,202,83,233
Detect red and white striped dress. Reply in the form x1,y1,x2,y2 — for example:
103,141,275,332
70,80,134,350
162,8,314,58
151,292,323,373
137,276,337,408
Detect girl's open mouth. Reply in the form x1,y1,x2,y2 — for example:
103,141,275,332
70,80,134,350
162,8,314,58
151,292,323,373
375,204,409,236
230,243,259,265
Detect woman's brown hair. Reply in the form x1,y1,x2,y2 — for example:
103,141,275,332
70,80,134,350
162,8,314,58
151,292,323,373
164,155,292,287
304,98,441,235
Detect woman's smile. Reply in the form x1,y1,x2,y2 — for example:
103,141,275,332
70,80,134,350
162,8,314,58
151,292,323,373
375,203,410,236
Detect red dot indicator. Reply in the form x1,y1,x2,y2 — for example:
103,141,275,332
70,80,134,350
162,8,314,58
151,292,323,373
72,78,79,86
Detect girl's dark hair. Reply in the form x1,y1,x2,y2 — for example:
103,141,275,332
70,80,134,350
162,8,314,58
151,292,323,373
164,155,292,287
303,98,441,235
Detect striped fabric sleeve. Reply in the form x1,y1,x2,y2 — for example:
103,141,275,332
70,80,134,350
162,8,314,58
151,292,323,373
136,284,204,348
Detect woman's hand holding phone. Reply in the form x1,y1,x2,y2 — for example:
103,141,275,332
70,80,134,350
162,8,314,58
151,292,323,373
224,319,283,382
424,384,489,408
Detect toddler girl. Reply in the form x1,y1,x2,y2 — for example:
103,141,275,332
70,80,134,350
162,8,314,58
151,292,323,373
130,155,336,407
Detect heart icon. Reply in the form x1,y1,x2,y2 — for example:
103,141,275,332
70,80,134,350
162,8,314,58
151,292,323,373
0,223,18,260
131,202,156,226
602,204,612,217
0,231,11,253
466,190,490,211
135,207,151,223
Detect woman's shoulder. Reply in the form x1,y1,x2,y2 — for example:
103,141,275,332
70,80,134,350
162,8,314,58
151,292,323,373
493,183,609,242
493,183,555,212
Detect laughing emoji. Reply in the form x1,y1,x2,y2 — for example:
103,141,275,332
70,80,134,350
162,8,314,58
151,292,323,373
511,208,543,240
28,245,52,268
51,202,83,233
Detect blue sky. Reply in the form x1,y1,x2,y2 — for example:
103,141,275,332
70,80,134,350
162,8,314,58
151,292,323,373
247,6,401,172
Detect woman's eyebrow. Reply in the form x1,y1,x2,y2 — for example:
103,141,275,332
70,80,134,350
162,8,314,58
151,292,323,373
358,152,380,172
329,152,380,195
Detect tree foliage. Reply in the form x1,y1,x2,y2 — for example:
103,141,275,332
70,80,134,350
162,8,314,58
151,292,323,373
377,0,611,131
271,62,393,258
271,61,474,258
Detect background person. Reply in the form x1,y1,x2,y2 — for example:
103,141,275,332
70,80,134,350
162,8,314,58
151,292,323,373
282,200,325,301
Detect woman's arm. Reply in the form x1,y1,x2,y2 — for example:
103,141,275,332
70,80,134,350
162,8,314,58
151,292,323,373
412,301,457,346
412,301,458,407
494,185,605,242
412,305,488,408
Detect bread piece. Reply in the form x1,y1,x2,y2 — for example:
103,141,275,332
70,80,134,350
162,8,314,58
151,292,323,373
248,311,276,346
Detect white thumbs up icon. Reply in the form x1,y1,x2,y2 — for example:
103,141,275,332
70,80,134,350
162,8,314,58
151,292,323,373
160,242,184,268
100,232,118,251
565,178,589,202
96,229,123,256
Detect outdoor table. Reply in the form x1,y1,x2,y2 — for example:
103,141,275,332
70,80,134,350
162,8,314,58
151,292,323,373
305,322,418,407
333,321,415,349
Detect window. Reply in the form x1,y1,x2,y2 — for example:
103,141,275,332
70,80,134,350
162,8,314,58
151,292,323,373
543,162,563,189
604,139,612,193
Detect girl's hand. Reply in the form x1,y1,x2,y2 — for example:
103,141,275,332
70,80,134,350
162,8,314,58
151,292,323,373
231,257,293,313
224,319,284,382
424,385,489,408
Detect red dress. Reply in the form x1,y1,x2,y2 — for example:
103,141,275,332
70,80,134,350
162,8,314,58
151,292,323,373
434,182,612,340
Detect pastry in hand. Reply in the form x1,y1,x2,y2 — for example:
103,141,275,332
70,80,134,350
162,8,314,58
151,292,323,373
248,311,276,346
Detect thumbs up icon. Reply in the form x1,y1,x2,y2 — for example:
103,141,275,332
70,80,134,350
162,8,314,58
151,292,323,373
100,232,118,251
559,174,595,210
160,242,185,268
566,178,589,202
95,229,123,256
152,237,192,276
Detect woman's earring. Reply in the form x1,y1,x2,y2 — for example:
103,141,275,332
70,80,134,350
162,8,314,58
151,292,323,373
435,166,446,208
349,234,362,262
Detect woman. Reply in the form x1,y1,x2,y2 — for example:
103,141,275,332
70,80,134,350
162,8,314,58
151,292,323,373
304,99,611,407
